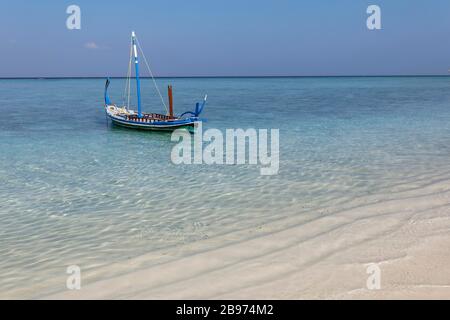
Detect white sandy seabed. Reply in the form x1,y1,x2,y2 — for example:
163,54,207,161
48,173,450,300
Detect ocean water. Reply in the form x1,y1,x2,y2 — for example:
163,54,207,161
1,77,450,298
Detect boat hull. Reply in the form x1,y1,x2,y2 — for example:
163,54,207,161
107,114,198,131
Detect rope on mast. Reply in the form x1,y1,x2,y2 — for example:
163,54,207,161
135,36,169,114
123,37,133,109
127,37,133,110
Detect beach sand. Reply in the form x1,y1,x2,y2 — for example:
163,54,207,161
48,175,450,300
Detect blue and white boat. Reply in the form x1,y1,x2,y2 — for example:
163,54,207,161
104,31,206,131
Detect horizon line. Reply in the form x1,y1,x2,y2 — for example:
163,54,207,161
1,74,450,80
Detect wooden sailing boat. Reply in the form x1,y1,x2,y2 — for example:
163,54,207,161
104,31,207,131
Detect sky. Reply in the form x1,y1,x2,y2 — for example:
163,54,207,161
0,0,450,77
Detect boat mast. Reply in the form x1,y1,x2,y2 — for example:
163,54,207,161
168,85,174,118
132,31,142,118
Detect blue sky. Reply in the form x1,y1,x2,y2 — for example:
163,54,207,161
1,0,450,77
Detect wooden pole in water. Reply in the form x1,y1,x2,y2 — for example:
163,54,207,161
168,85,174,118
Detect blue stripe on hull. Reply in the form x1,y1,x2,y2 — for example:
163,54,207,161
108,114,197,131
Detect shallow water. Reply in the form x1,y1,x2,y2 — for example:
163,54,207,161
1,77,450,298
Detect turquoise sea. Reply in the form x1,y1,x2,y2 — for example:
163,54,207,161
1,77,450,298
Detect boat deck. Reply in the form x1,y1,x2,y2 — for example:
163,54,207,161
125,113,176,122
